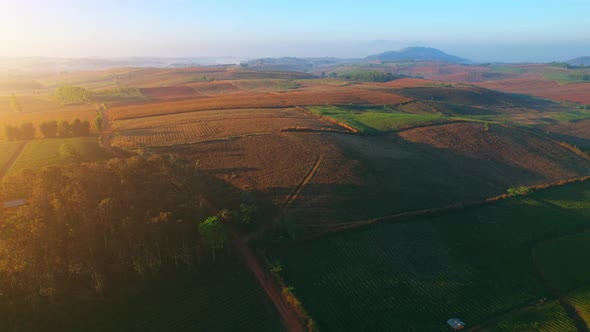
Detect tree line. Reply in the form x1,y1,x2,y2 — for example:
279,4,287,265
4,119,91,141
339,70,414,82
0,155,256,307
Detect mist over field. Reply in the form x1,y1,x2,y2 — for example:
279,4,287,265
3,1,590,332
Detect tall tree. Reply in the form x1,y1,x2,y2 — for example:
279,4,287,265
9,94,22,112
198,216,228,262
20,122,35,139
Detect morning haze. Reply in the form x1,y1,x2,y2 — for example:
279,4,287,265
1,0,589,61
2,1,590,332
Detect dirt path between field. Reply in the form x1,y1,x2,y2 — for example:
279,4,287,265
237,237,306,332
531,243,589,332
0,141,27,180
467,303,540,331
277,154,323,220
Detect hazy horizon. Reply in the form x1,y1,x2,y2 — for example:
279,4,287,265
2,0,590,63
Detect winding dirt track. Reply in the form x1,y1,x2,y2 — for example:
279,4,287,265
237,237,306,332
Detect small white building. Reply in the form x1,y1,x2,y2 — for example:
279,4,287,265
3,199,26,209
447,318,465,330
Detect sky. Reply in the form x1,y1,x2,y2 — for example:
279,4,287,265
1,0,590,62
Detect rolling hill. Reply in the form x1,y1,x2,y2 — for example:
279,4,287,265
366,47,469,63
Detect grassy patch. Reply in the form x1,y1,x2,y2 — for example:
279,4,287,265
95,87,147,104
543,68,590,84
1,262,284,332
273,181,590,331
6,137,112,176
490,66,527,74
0,141,23,171
308,105,448,133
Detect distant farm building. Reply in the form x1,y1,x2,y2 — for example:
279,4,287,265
447,318,465,330
3,199,26,209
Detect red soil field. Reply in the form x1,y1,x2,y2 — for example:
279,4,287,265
476,78,590,104
109,90,411,120
187,81,242,95
140,86,198,100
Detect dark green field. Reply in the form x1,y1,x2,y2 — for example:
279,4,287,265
1,262,284,332
272,181,590,331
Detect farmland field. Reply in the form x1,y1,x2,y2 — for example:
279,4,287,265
568,284,590,326
534,228,590,291
271,181,590,331
479,301,577,331
108,89,410,120
0,141,23,172
111,108,342,147
308,105,448,133
1,262,284,332
5,137,112,176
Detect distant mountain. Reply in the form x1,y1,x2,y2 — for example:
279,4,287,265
366,47,469,63
567,56,590,66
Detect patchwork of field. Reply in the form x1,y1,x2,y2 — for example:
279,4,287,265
167,125,590,236
5,137,112,177
111,108,342,147
3,262,283,332
108,89,411,120
272,181,590,331
476,77,590,104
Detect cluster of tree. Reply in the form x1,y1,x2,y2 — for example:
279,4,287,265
0,155,257,306
9,94,21,112
339,70,411,82
39,119,91,138
4,123,35,140
4,119,91,141
56,86,93,104
569,72,590,81
94,103,108,132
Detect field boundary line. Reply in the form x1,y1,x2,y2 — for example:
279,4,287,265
531,242,590,332
296,175,590,243
237,237,306,332
295,106,358,133
277,154,323,220
0,141,27,179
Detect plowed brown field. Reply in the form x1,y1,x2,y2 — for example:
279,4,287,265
111,108,341,147
109,90,410,120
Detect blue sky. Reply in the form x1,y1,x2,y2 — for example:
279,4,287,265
1,0,590,61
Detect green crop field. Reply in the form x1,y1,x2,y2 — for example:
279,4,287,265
272,181,590,331
0,141,23,172
5,137,112,176
479,301,576,331
1,262,284,332
308,105,448,133
535,229,590,291
568,284,590,326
